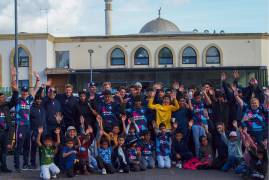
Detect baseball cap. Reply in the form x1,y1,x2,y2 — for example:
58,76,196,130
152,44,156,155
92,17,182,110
21,86,28,92
229,131,237,137
134,82,142,88
88,82,96,87
67,126,76,132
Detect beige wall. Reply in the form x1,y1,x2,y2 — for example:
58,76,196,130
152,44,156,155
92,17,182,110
54,38,268,70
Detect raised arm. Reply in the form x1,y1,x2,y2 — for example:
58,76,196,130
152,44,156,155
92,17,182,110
37,127,44,147
231,85,244,108
30,71,41,97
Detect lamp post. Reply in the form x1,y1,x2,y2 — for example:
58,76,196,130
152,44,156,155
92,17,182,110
14,0,19,86
88,49,94,82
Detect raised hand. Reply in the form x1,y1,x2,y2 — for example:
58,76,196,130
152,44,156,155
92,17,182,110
54,128,61,134
55,112,63,124
38,127,44,134
233,70,240,79
221,72,227,81
86,127,93,135
232,120,238,129
121,114,127,122
33,71,40,81
80,116,85,125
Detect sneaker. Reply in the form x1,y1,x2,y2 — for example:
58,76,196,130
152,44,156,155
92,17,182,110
101,168,107,175
119,169,124,173
15,168,22,173
22,165,30,170
28,165,37,170
51,175,57,179
176,162,182,169
252,172,264,179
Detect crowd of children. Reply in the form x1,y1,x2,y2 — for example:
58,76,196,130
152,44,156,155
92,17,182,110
0,69,268,179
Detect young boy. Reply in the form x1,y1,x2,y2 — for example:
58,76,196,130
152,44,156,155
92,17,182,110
37,127,60,180
97,134,116,175
62,139,79,178
220,121,243,171
148,91,180,130
112,135,130,173
155,123,172,168
172,121,193,168
127,138,146,172
140,131,155,169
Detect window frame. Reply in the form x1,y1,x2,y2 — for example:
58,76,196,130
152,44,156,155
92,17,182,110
206,46,221,64
110,48,125,66
134,47,149,65
158,47,173,65
182,47,197,64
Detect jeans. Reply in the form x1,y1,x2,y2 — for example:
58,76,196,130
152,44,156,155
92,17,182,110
40,163,60,180
141,156,155,169
192,125,206,157
30,131,38,167
221,156,242,172
157,155,171,168
14,125,31,169
235,161,249,174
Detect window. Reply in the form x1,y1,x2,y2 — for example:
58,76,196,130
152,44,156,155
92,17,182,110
17,47,29,67
134,47,149,65
206,47,220,64
56,51,70,68
182,47,197,64
111,48,125,65
18,80,29,89
158,47,173,65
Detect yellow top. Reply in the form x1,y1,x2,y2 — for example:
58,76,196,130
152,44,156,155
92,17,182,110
148,98,180,129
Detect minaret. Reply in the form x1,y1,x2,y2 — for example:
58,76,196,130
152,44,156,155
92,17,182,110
104,0,112,35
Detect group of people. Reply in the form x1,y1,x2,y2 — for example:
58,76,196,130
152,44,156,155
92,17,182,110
0,69,268,180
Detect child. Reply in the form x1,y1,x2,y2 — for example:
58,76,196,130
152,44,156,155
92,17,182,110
125,119,140,147
172,121,193,168
112,135,130,173
37,127,60,180
220,121,243,172
127,138,146,172
97,135,116,175
77,127,94,175
155,123,172,168
148,91,180,130
198,127,213,169
140,131,155,169
62,139,79,178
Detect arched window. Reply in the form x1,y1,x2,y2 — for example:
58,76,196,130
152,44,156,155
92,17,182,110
111,48,125,65
158,47,173,65
134,47,149,65
182,47,197,64
17,47,29,67
206,46,220,64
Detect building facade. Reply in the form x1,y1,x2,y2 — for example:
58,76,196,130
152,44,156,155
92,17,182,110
0,32,268,92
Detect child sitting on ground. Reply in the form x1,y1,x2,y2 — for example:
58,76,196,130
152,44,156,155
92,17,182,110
37,127,61,180
97,132,116,175
140,131,155,169
127,138,146,172
172,120,193,168
112,135,130,173
62,139,80,178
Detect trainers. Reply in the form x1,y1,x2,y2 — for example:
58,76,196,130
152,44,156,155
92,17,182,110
176,162,182,169
119,169,124,173
51,174,57,179
101,168,107,175
22,165,30,170
28,165,37,170
252,172,264,179
15,168,22,173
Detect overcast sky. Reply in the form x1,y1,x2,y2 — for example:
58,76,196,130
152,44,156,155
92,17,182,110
0,0,268,36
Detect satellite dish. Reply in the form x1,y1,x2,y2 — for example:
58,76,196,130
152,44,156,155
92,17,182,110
220,30,225,34
193,29,198,33
204,30,209,33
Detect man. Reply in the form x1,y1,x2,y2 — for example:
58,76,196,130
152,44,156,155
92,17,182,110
14,72,40,172
0,81,18,173
56,84,78,132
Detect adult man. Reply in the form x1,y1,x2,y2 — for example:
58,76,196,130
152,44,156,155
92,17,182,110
0,80,18,173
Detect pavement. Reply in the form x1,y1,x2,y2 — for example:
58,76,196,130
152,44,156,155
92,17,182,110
0,156,243,180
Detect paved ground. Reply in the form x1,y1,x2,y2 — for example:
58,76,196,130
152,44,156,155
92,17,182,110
0,156,243,180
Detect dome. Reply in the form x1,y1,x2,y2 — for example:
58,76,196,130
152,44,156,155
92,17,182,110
139,17,180,34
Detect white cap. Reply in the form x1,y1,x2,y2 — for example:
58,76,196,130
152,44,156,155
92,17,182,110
135,82,142,88
67,126,76,132
229,131,237,137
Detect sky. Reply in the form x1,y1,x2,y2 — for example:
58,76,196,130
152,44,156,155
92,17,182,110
0,0,268,36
